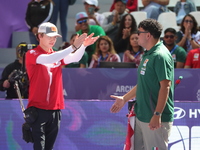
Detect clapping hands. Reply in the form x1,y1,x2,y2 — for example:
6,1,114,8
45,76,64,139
73,33,99,49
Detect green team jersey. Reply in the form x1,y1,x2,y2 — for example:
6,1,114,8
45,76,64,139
170,45,187,68
135,42,174,123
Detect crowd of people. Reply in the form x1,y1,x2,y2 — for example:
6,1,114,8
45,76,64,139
21,0,200,69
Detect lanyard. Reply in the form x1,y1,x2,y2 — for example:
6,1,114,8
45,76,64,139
97,54,108,66
170,45,178,54
134,51,140,58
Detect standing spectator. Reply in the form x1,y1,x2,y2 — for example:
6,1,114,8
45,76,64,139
163,28,187,68
102,0,127,41
141,0,169,20
184,48,200,68
25,22,98,150
76,12,106,64
75,0,105,31
89,36,120,68
110,0,138,13
61,34,89,68
174,0,197,25
0,42,29,99
123,31,144,68
110,19,174,150
114,14,137,59
50,0,69,43
176,14,200,52
25,0,53,45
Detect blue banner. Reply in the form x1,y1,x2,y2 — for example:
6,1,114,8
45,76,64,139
0,100,199,150
1,68,200,101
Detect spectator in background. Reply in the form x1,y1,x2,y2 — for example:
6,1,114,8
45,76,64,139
174,0,197,25
60,34,89,68
89,36,120,68
163,28,187,68
114,14,137,60
50,0,69,43
176,14,200,52
25,0,53,45
123,31,144,68
141,0,169,20
110,0,138,13
75,0,105,31
102,0,127,41
76,12,106,64
0,42,29,99
184,48,200,68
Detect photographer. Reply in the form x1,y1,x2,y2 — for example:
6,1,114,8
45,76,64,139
0,42,32,99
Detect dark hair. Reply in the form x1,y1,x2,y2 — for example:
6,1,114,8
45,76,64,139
180,14,198,34
164,28,176,35
138,19,162,39
117,14,137,37
127,31,144,53
70,34,77,40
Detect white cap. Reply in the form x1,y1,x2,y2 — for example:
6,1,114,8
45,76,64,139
84,0,98,7
38,22,62,37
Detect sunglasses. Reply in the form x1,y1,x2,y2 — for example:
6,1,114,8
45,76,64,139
184,20,193,23
137,30,149,35
77,19,87,24
164,35,175,39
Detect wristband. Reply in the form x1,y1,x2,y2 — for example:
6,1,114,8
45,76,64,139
72,45,78,53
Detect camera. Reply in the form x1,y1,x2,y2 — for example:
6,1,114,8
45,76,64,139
8,69,29,98
18,44,37,57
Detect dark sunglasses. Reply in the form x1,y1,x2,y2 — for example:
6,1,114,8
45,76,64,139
184,20,193,23
137,30,149,35
77,19,87,24
164,35,175,39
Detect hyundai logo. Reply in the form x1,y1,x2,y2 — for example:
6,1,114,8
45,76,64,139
174,107,186,119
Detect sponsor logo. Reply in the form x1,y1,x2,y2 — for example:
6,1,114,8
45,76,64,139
174,107,186,119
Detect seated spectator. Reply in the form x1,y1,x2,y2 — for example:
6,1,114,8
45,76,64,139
101,0,127,41
0,42,29,99
25,0,53,44
123,31,144,68
141,0,169,20
176,14,200,52
60,34,89,68
113,14,137,60
76,12,106,64
75,0,105,31
184,48,200,68
163,28,187,68
110,0,138,13
174,0,197,25
89,36,121,68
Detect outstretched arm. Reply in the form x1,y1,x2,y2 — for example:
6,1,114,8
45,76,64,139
110,85,137,113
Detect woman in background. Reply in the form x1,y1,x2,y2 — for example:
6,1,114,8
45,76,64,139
89,36,120,68
114,14,137,60
123,31,144,68
176,14,200,52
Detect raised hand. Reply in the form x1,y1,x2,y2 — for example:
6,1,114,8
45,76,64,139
83,33,99,47
73,33,88,49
